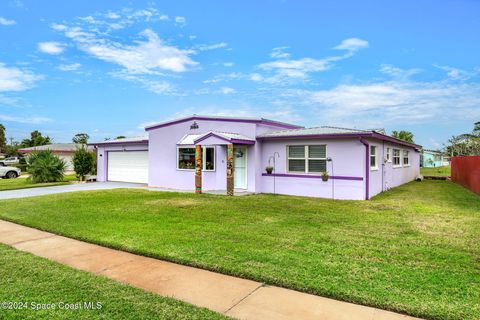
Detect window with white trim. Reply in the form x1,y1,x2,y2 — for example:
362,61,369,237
370,145,378,170
177,147,215,171
386,147,391,162
287,145,326,173
393,149,401,167
403,150,410,166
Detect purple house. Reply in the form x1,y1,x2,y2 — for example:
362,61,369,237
91,115,421,200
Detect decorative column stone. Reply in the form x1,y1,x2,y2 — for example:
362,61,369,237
195,145,202,194
227,144,234,196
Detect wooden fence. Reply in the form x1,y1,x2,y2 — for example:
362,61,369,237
451,156,480,195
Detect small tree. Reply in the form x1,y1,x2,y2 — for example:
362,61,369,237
72,147,94,181
27,150,66,183
0,124,6,154
72,133,90,144
21,130,51,148
391,130,414,143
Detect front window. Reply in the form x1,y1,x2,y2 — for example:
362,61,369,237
386,148,391,162
177,147,215,171
403,150,410,166
370,145,378,170
287,145,326,173
393,149,401,167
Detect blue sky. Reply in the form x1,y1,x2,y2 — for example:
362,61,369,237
0,0,479,148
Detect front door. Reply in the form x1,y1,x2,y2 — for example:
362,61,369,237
234,146,247,189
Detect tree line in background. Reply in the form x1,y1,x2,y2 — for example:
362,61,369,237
445,122,480,156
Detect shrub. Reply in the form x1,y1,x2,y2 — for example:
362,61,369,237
72,147,94,180
27,150,66,183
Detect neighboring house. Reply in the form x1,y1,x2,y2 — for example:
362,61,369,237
90,115,421,200
421,149,450,167
18,143,89,172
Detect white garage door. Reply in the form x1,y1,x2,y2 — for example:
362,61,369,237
107,151,148,183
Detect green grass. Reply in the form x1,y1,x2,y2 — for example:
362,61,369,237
0,244,226,319
0,181,479,320
420,165,451,177
0,174,77,191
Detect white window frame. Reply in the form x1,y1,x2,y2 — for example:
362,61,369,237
286,145,327,174
370,145,378,171
176,146,216,172
403,150,410,167
386,147,392,163
393,148,402,168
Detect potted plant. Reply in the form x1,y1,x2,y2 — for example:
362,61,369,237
321,171,329,182
265,166,274,174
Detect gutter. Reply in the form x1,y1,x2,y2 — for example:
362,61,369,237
359,138,370,200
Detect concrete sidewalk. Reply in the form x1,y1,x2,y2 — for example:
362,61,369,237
0,182,146,200
0,220,421,320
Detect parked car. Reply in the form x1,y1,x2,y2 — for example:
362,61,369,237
0,166,21,179
0,156,20,166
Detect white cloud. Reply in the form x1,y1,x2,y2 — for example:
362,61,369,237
333,38,369,52
305,80,480,126
380,64,421,80
255,38,369,84
106,12,121,19
175,16,186,26
38,41,65,54
0,114,52,124
159,14,169,21
63,28,197,74
270,47,290,59
220,86,235,94
51,23,67,31
197,42,228,51
0,62,42,92
250,73,263,82
0,17,16,26
223,62,234,67
434,65,479,81
110,71,174,94
58,63,81,71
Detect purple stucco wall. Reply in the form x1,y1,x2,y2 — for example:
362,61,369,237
367,140,420,198
94,117,421,200
259,138,366,200
147,118,286,192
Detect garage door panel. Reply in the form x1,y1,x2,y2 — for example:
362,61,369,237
107,151,148,183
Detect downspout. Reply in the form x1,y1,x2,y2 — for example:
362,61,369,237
359,137,369,200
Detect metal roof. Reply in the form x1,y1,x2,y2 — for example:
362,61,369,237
178,131,255,145
89,136,148,146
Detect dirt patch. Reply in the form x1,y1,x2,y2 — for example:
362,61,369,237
145,198,203,208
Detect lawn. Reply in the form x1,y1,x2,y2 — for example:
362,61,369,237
0,181,478,320
0,174,77,191
0,244,226,319
420,165,451,177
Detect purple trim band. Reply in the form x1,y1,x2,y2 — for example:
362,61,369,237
145,116,301,131
194,132,256,145
359,138,370,200
261,173,363,181
258,132,421,149
89,140,148,146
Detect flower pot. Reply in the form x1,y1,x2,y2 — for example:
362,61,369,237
321,176,329,182
265,167,273,174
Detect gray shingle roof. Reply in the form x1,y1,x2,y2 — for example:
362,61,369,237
257,126,373,138
18,143,87,152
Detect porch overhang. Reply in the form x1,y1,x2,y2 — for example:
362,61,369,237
177,131,256,146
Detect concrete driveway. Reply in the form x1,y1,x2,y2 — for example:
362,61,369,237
0,182,146,200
